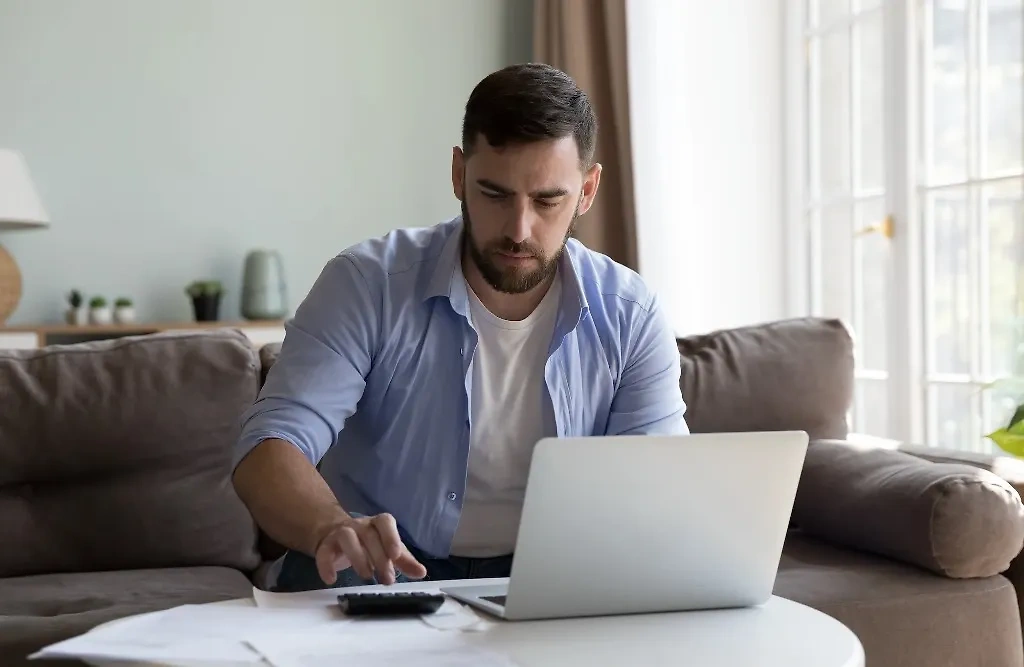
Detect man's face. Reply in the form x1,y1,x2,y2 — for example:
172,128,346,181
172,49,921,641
452,136,601,294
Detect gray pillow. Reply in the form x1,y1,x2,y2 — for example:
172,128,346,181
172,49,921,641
0,329,262,577
677,317,854,440
794,440,1024,578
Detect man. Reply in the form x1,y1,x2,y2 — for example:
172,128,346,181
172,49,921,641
232,63,688,592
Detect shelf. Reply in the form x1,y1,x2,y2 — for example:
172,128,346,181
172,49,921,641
0,320,287,350
1,320,285,335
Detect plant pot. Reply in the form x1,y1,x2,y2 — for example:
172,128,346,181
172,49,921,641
191,294,221,322
65,308,86,325
114,306,136,324
89,306,112,325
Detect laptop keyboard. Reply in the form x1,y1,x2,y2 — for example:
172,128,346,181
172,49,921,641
482,595,507,607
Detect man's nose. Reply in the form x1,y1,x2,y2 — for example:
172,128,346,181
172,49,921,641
505,199,535,243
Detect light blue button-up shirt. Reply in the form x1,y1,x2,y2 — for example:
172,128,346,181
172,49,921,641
235,216,688,557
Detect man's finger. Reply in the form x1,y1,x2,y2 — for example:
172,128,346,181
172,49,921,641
362,526,396,585
314,535,350,585
394,546,428,579
335,526,373,580
371,514,404,561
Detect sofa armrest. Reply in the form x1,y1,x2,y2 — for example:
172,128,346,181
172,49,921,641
793,439,1024,578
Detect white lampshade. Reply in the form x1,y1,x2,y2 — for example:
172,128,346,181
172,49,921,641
0,149,49,230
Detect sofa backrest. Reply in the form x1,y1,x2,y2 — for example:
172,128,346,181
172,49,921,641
263,317,854,442
0,329,262,577
676,317,854,440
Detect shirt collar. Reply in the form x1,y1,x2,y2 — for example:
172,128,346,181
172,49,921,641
423,218,471,319
423,216,590,327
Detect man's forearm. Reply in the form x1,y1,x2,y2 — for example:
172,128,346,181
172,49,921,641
232,438,350,556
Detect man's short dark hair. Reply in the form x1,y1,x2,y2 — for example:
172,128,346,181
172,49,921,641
461,63,597,168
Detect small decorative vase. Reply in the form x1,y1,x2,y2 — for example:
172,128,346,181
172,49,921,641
89,306,112,325
241,249,288,320
191,294,221,322
114,306,136,324
65,308,86,325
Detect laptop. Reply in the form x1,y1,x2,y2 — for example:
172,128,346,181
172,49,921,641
442,431,809,621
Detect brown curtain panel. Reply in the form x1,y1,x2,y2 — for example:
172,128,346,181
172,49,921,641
534,0,638,271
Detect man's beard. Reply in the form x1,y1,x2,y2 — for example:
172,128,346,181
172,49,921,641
461,200,579,295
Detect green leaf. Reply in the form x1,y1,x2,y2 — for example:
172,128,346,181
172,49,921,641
987,429,1024,456
1010,405,1024,432
1010,415,1024,436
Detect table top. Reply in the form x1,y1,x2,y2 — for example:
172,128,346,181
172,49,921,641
91,578,864,667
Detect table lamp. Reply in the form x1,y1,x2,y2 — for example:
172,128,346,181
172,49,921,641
0,149,49,325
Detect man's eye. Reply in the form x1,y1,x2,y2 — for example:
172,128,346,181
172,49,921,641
482,191,506,200
536,200,559,209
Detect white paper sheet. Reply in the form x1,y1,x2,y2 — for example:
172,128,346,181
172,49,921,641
32,636,261,665
31,601,341,665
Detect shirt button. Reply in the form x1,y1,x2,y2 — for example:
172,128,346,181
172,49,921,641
448,492,457,501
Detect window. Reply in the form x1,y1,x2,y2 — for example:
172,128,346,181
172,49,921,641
790,0,1023,450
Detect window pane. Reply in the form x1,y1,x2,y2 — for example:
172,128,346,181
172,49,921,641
855,199,888,370
929,0,969,184
820,28,852,197
985,0,1023,174
926,189,973,374
857,10,884,192
819,205,855,323
928,384,981,449
986,179,1024,378
856,380,889,436
812,0,852,28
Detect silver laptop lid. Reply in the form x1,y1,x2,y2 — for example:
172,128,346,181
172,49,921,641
502,431,809,620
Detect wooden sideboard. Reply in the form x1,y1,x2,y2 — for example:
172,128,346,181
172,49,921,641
0,320,286,350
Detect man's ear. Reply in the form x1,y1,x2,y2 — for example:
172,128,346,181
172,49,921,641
452,147,466,201
577,163,602,216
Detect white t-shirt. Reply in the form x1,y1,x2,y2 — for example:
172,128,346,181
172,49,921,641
449,273,562,557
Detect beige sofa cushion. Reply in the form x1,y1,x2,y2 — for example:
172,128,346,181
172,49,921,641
777,532,1022,667
0,330,262,577
793,440,1024,578
677,317,853,440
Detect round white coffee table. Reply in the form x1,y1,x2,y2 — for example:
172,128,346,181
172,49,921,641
459,594,863,666
85,591,863,667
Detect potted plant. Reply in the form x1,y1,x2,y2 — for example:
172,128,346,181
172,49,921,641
186,280,224,322
88,296,111,325
65,289,86,325
113,297,136,324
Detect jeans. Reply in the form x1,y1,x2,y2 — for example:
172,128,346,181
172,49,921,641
274,534,513,593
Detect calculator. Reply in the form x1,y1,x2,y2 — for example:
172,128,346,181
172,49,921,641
336,591,446,616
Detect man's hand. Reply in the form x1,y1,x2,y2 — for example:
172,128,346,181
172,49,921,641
314,513,428,586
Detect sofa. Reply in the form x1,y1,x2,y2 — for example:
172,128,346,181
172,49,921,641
1,318,1023,666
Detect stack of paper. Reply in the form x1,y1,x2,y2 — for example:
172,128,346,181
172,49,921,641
31,601,336,665
31,589,513,666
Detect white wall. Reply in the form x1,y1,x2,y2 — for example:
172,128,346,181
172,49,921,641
0,0,532,325
628,0,787,337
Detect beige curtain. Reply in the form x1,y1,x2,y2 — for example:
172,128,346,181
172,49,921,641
534,0,638,271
